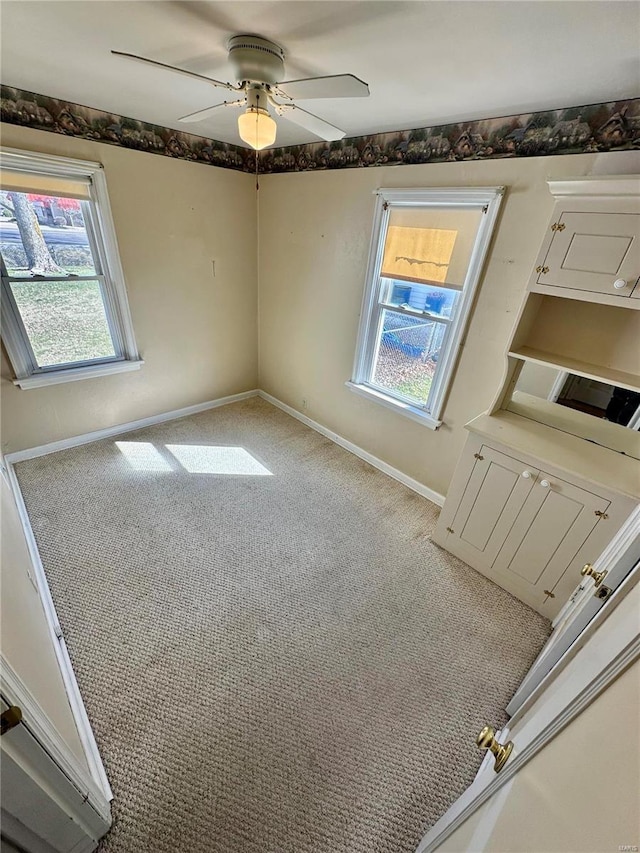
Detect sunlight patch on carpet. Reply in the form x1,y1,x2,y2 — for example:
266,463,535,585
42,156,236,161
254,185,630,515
165,444,272,476
115,441,172,472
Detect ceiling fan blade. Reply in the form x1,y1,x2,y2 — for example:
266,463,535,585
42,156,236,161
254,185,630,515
274,74,369,101
276,104,345,142
178,100,244,123
111,50,236,91
281,3,411,43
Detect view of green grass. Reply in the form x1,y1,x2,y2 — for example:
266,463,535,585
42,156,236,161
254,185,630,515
395,374,433,402
11,276,115,367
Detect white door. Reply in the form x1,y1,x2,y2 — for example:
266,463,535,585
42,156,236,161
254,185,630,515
0,694,107,853
506,503,640,715
415,506,640,852
559,375,614,409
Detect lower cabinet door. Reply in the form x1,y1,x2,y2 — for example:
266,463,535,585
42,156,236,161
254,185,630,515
490,471,610,617
448,445,539,569
436,434,637,619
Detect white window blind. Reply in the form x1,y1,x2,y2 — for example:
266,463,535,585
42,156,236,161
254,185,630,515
0,169,92,200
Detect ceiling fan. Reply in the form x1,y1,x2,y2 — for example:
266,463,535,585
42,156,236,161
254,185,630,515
112,35,370,150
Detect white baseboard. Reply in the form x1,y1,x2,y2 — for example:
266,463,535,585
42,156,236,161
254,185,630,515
4,389,260,464
258,390,445,507
6,387,443,507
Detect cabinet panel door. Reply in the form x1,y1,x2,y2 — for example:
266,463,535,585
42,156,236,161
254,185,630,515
450,446,539,568
492,472,609,614
539,212,639,297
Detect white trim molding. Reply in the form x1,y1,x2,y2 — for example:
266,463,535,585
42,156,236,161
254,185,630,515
345,381,442,430
14,358,143,389
548,174,640,198
5,387,443,505
5,389,259,463
259,390,445,506
1,654,111,826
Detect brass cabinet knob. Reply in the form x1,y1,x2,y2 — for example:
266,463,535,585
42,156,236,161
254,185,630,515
476,725,513,773
581,563,608,588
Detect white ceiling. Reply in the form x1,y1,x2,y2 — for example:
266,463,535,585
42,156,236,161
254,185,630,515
1,1,639,149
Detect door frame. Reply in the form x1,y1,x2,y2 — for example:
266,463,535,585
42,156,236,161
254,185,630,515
415,513,640,852
507,503,640,716
546,370,569,402
1,658,112,852
1,459,112,804
1,656,111,825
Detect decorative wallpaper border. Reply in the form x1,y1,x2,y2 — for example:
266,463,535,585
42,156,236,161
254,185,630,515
260,98,640,173
0,86,254,172
1,86,639,175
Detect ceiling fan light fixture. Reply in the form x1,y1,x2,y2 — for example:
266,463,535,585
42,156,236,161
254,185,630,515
238,106,277,150
113,33,366,146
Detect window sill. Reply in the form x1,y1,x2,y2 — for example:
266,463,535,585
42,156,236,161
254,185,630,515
345,381,442,430
14,359,144,390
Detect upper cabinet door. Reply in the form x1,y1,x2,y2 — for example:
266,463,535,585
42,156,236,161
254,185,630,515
537,211,639,298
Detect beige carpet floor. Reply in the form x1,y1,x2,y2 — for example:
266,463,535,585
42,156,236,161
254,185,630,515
16,397,550,853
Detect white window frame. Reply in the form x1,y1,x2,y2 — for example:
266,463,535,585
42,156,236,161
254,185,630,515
1,148,142,389
348,187,504,429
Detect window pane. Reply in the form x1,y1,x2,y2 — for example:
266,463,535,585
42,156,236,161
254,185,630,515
381,207,483,290
0,192,96,276
372,309,448,406
384,280,460,319
10,279,116,367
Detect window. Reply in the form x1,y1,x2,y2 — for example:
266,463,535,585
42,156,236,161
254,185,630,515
1,149,141,389
349,187,504,429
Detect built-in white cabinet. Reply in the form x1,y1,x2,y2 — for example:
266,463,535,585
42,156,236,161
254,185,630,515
534,211,639,299
528,177,640,308
434,423,637,618
435,175,640,619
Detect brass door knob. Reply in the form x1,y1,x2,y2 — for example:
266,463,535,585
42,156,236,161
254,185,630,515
476,725,513,773
1,706,22,735
581,563,607,588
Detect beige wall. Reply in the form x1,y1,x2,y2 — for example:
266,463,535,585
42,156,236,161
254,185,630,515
0,123,258,453
257,152,629,497
1,124,634,495
514,361,560,399
436,653,640,853
0,471,87,767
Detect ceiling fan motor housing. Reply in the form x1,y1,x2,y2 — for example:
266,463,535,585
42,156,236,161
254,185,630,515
228,35,285,86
